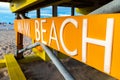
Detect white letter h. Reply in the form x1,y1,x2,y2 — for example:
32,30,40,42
82,18,114,73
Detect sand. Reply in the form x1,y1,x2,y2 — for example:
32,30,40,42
0,30,116,80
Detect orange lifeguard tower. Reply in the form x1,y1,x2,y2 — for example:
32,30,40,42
0,0,120,80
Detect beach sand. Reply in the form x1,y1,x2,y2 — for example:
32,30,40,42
0,30,116,80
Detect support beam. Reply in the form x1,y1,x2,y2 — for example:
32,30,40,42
90,0,120,14
15,13,26,59
15,13,30,59
71,7,74,16
40,43,75,80
16,42,74,80
52,6,57,17
15,32,23,59
19,13,30,19
37,8,40,18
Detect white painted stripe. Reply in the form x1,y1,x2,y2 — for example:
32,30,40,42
104,18,114,73
86,38,106,46
82,19,88,62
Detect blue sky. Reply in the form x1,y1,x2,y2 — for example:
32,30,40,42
0,2,81,23
0,2,15,23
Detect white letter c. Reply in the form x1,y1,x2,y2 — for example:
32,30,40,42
60,18,78,56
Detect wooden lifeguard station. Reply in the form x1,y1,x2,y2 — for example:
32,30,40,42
0,0,120,80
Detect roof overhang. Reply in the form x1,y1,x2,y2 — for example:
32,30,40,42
9,0,112,13
0,0,11,2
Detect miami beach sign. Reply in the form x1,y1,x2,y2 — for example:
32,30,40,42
14,14,120,79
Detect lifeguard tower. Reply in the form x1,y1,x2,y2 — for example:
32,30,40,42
0,0,120,80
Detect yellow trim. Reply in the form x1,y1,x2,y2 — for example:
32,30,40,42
18,54,41,63
10,0,44,12
0,59,5,63
32,48,50,61
0,59,6,68
4,54,26,80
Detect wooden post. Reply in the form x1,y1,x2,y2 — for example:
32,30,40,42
71,7,74,16
52,6,57,17
15,13,24,59
37,8,40,18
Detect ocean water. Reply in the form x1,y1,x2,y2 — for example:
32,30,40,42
0,25,14,30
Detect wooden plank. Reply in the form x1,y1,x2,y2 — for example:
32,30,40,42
14,14,120,80
10,0,71,12
4,54,26,80
0,59,6,68
16,32,23,59
0,59,5,63
10,0,44,12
